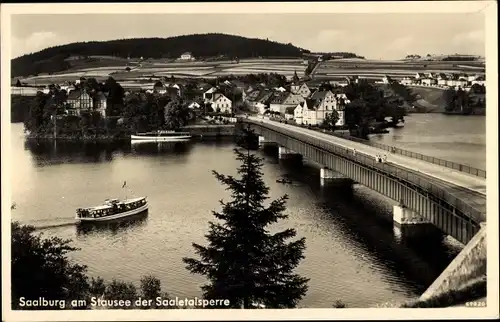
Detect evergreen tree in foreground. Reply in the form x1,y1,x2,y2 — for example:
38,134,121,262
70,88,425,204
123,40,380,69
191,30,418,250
183,127,309,309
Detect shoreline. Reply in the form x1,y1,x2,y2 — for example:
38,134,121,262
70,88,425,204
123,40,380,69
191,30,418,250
25,134,130,143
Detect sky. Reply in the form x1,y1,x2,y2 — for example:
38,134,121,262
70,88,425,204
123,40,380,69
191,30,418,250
10,13,485,60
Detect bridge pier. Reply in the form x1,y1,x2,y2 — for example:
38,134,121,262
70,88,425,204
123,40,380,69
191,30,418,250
258,135,270,146
320,167,354,187
393,204,431,226
258,135,279,153
278,146,303,161
392,203,439,242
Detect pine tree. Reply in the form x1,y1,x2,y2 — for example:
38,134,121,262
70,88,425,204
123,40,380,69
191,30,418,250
183,127,309,309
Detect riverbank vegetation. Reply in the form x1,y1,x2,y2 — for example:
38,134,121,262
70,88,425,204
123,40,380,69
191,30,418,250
11,222,174,310
385,83,486,115
343,80,406,138
21,77,197,141
183,127,309,308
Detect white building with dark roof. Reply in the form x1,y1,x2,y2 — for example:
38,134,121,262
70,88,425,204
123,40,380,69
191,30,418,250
179,52,195,61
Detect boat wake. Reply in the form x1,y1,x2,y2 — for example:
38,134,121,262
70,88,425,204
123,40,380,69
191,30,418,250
28,219,77,231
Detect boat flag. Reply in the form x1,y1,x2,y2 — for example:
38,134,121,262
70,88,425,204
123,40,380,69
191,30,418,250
122,181,127,188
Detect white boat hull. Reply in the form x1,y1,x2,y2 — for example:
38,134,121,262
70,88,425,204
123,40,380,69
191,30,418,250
76,203,149,222
131,135,191,142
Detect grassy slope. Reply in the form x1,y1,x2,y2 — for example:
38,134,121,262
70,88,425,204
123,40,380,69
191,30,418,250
409,87,446,112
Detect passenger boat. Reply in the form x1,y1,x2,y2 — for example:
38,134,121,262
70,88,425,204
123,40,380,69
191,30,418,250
75,197,148,223
131,130,191,142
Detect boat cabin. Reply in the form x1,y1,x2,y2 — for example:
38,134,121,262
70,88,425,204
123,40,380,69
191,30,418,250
76,197,147,219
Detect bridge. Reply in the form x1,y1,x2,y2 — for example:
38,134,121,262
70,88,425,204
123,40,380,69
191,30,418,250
239,116,487,245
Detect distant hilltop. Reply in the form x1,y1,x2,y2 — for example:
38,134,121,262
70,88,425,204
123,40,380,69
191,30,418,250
11,33,364,78
404,54,484,62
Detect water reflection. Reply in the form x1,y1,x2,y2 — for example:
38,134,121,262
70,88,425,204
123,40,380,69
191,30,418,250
76,211,149,237
23,139,198,166
265,149,460,293
24,139,130,167
12,125,467,307
130,141,193,155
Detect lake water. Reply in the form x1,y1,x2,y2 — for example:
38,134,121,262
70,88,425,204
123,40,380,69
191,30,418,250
9,113,483,308
369,113,486,170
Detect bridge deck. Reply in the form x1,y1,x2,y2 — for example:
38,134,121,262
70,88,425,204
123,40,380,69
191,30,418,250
248,117,487,218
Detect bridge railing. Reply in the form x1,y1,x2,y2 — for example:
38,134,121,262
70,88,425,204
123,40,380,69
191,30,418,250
329,131,486,178
243,119,484,224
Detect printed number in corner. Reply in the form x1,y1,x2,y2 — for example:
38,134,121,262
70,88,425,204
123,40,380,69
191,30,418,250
465,301,486,307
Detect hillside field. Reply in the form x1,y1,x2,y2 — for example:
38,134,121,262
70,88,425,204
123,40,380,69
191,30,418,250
312,59,485,81
15,58,307,86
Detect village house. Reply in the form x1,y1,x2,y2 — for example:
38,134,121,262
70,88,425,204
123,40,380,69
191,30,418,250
199,83,213,93
290,83,311,98
153,83,167,94
471,75,486,86
93,92,108,117
229,80,248,93
381,75,392,84
437,74,448,86
203,87,218,103
179,52,195,61
255,101,268,115
245,89,272,113
67,89,93,116
345,76,360,85
188,101,201,109
293,92,349,127
244,90,262,111
329,80,349,87
333,93,349,127
302,102,321,126
269,92,305,115
293,99,316,125
255,91,275,114
400,77,414,86
166,83,182,97
165,86,180,98
309,90,341,120
467,74,479,82
415,72,425,80
458,76,469,87
446,74,468,88
421,77,437,86
284,106,296,120
211,93,232,114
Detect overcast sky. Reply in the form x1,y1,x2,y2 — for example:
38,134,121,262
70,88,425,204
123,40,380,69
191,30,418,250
11,13,485,59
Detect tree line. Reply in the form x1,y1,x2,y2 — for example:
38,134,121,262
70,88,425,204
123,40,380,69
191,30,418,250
311,80,407,137
443,87,486,114
22,77,195,139
11,127,311,310
343,80,406,138
12,33,310,77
